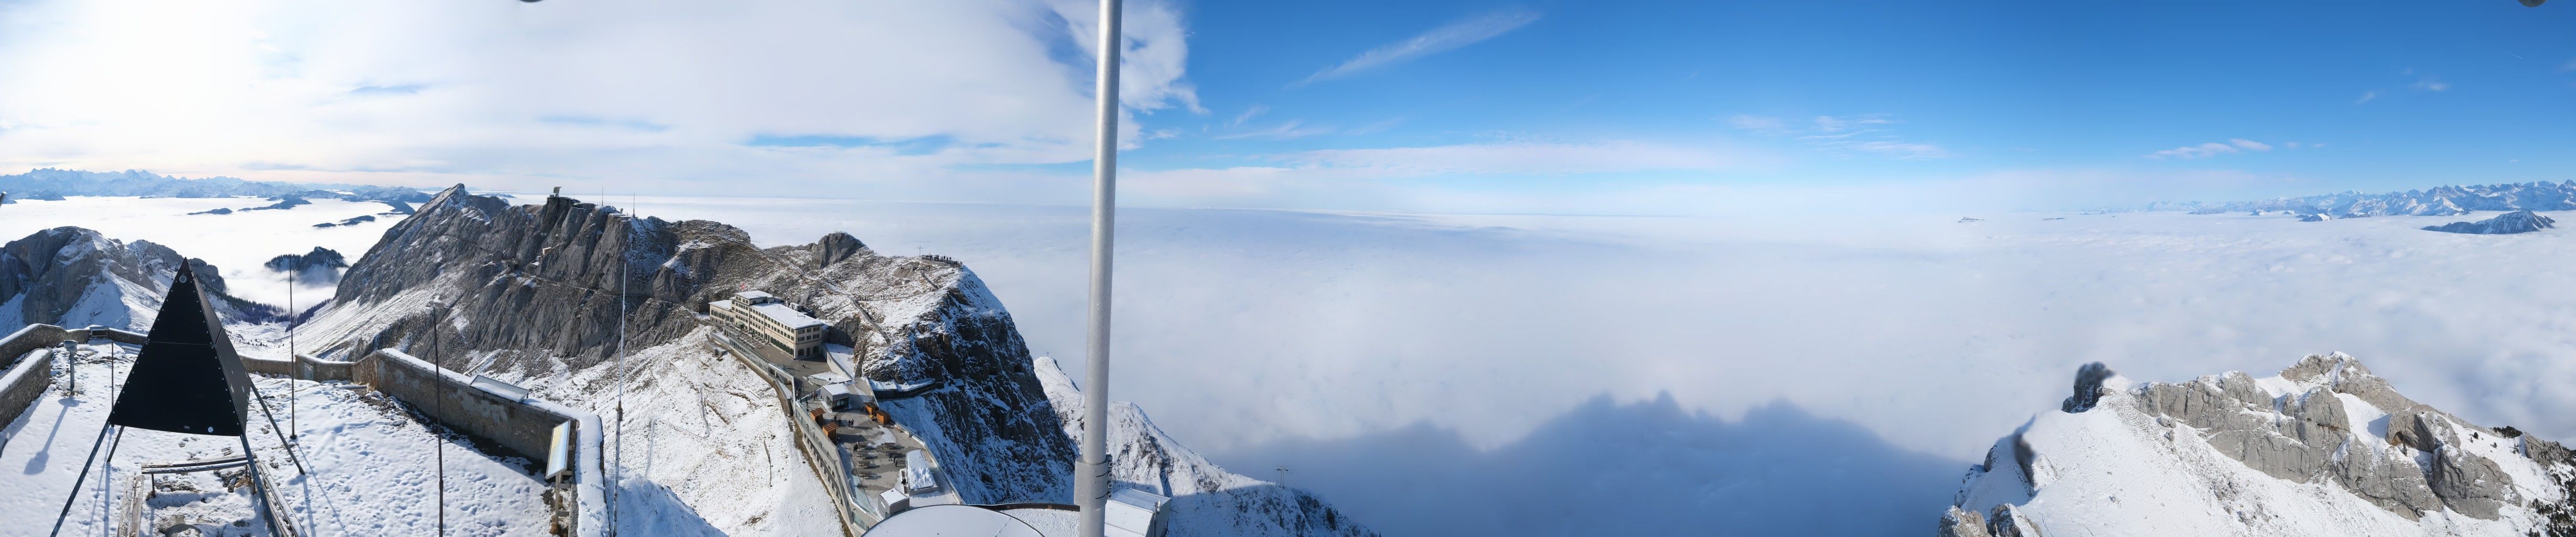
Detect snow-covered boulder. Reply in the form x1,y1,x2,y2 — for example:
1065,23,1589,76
2422,210,2556,234
1942,355,2576,536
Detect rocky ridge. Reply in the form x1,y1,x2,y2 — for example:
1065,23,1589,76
2154,181,2576,218
1942,355,2576,536
2424,210,2557,234
297,186,1376,534
1,169,429,212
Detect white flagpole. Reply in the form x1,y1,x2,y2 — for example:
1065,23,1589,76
1077,0,1122,535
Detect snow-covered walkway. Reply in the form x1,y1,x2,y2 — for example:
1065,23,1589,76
0,342,555,536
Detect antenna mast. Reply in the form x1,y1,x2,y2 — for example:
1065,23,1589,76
1077,0,1123,535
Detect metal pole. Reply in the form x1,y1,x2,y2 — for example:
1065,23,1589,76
1077,0,1122,536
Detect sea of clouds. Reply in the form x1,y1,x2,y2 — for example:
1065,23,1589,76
10,194,2573,536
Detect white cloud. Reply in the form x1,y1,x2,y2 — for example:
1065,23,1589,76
2145,138,2284,159
0,0,1200,198
1230,104,1270,127
1123,140,1767,206
1731,113,1947,159
2411,78,2450,91
1213,120,1336,141
2354,91,2379,104
1843,141,1951,159
1296,8,1540,86
1727,115,1787,131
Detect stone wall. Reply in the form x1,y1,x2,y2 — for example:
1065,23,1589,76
1,325,147,441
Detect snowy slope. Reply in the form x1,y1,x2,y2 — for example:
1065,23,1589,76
1032,358,1377,537
0,342,553,537
1945,355,2575,537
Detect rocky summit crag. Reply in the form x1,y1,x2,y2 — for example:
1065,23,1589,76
294,186,1376,536
1943,355,2575,537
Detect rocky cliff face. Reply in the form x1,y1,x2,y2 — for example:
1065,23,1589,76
0,226,265,330
303,187,1361,530
1944,355,2575,536
314,187,1076,501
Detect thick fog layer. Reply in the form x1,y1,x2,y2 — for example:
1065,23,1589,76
13,195,2572,535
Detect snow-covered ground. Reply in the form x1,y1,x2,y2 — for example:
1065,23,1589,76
1950,357,2570,536
0,341,552,536
19,194,2576,536
0,196,407,308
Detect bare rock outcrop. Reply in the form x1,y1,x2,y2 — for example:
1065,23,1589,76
1937,506,1990,537
318,186,1079,504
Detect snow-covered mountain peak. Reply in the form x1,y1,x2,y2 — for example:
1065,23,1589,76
0,226,267,330
1945,355,2575,537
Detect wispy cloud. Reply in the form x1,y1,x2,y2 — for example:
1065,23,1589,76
1230,105,1270,127
1128,139,1772,200
2411,78,2450,92
1726,115,1786,131
1215,120,1336,141
1296,8,1541,87
1730,113,1949,159
2144,138,2281,159
1344,117,1407,136
2354,91,2379,104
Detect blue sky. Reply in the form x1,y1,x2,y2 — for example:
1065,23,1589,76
0,0,2571,212
1131,1,2576,208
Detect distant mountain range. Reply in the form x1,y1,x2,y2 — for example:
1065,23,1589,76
2151,181,2576,218
0,168,430,206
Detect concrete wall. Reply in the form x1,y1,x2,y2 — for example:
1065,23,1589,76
0,324,70,442
350,350,566,463
240,353,356,385
339,348,608,537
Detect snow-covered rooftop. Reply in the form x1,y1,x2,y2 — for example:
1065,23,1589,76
748,302,826,330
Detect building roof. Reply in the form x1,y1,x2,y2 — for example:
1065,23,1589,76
748,302,827,330
860,505,1045,537
734,290,777,302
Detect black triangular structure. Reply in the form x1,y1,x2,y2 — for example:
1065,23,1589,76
107,264,254,436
